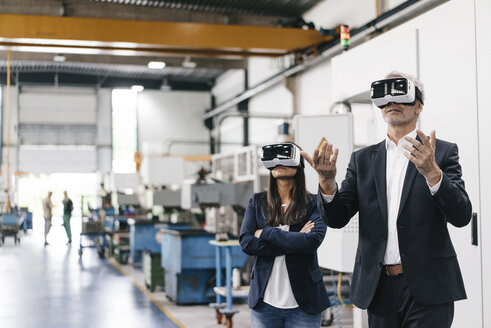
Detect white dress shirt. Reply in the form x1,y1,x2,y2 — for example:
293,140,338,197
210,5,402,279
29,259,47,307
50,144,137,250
262,224,299,309
322,130,442,265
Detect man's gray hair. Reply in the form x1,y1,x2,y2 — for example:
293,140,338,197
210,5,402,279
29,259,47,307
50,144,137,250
384,71,425,104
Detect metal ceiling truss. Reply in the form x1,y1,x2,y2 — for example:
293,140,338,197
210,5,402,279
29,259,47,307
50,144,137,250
0,61,220,90
88,0,321,17
0,0,320,27
0,51,246,70
0,61,223,81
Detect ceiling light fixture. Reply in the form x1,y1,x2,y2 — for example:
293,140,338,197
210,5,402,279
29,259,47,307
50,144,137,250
182,56,197,69
147,61,166,69
131,85,144,92
160,78,171,92
53,54,66,62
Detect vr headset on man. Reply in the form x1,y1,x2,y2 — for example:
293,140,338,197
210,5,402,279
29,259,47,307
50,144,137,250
370,77,424,109
260,143,304,170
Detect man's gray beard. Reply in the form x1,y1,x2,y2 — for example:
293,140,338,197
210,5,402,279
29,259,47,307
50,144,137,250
385,117,413,126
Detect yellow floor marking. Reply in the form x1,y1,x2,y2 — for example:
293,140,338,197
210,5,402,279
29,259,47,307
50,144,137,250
108,257,186,328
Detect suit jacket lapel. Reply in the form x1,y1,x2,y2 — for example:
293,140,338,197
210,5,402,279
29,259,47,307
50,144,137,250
397,135,422,219
372,141,388,226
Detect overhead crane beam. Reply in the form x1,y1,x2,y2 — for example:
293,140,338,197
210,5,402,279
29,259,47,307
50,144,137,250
0,14,334,58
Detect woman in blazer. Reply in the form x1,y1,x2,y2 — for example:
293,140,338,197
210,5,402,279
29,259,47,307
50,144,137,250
239,143,330,328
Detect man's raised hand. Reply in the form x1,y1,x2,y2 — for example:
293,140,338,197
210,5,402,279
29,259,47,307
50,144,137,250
300,142,339,195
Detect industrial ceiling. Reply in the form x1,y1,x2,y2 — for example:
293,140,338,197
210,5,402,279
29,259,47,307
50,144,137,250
0,0,328,90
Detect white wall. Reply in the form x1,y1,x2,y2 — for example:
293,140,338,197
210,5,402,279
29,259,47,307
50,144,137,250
1,85,19,178
476,0,491,325
1,84,19,147
295,60,333,115
137,90,211,155
96,88,112,175
303,0,376,31
304,0,411,31
212,69,244,105
248,57,284,87
212,58,294,154
416,3,482,325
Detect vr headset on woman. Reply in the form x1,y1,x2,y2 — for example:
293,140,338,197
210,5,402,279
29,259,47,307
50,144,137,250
260,143,304,170
370,77,424,109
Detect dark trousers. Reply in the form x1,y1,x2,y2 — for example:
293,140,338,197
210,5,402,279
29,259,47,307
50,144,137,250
367,273,454,328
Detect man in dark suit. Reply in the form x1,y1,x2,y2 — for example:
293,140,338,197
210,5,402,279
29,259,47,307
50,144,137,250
302,71,472,327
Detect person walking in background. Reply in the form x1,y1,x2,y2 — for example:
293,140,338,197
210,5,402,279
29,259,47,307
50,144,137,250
62,191,74,244
240,143,330,328
42,191,54,246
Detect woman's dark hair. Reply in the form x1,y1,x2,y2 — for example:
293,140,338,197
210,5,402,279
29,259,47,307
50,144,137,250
262,164,309,227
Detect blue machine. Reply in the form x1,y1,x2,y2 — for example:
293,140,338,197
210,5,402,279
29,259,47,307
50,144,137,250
129,220,189,266
129,220,162,266
161,229,247,304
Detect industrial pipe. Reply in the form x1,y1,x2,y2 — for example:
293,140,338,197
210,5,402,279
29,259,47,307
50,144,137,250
214,112,293,153
163,138,243,155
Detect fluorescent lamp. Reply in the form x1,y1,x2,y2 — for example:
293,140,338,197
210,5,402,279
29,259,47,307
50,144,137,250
147,61,166,69
53,54,66,62
131,85,144,92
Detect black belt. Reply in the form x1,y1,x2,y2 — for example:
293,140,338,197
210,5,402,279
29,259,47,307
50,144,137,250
383,264,403,276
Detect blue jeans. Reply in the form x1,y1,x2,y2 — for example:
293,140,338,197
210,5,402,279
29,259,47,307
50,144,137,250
250,300,322,328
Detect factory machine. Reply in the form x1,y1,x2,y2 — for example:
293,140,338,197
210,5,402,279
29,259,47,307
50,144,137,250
107,172,143,216
181,145,268,238
181,181,253,240
161,179,252,303
140,187,189,290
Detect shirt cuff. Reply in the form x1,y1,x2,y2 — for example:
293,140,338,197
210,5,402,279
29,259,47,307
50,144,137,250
321,191,336,203
427,170,443,195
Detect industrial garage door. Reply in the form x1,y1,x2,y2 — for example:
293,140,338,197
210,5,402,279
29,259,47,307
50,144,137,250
17,86,98,173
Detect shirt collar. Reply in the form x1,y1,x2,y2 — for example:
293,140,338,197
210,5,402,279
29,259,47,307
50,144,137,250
385,129,417,149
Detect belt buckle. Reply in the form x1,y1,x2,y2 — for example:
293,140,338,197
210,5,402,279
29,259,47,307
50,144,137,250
384,264,402,276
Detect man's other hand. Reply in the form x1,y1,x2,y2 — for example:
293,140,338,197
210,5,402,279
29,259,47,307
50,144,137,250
403,129,442,187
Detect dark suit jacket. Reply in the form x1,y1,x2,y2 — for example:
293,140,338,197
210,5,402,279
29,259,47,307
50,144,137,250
318,138,472,309
239,192,330,314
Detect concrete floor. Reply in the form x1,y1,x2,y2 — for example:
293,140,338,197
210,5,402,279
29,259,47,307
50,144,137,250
0,215,354,328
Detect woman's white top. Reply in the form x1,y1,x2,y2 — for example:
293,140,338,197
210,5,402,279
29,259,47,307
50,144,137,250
262,223,299,309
